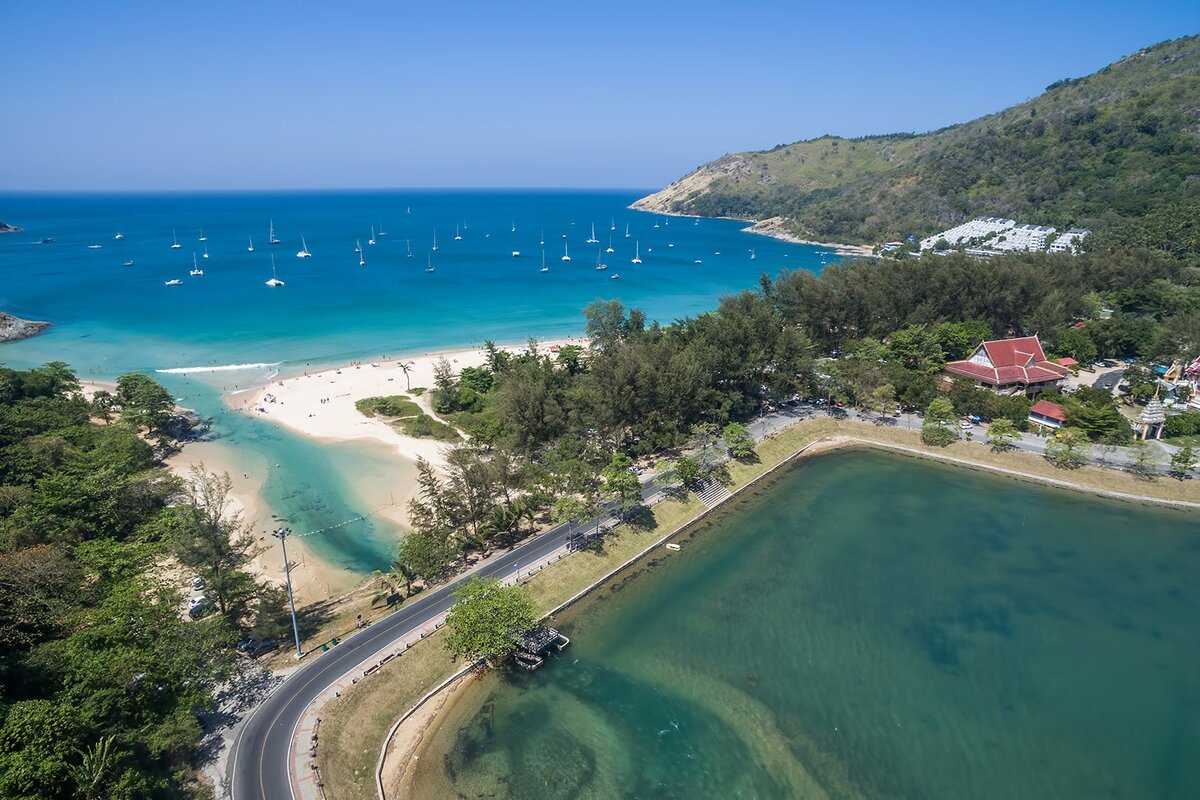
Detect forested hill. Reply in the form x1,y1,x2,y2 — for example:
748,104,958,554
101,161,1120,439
635,35,1200,247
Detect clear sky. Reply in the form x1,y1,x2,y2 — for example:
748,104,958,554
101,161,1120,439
1,1,1196,191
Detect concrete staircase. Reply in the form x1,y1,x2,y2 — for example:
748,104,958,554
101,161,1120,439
694,478,733,508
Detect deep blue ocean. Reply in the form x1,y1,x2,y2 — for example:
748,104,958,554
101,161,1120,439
0,190,833,576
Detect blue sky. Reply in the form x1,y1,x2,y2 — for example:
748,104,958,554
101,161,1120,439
1,1,1196,191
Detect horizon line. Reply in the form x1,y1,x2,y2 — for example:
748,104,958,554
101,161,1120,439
0,186,660,196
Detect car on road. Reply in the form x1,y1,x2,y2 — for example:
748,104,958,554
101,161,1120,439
959,420,974,431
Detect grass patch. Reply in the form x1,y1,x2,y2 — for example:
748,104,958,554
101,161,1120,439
318,629,458,800
395,414,460,441
1166,435,1200,448
408,387,426,396
356,395,422,418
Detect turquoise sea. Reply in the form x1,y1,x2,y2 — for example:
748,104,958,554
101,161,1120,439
0,191,832,574
411,448,1200,799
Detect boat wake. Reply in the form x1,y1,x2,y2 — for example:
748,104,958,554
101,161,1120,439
156,362,282,375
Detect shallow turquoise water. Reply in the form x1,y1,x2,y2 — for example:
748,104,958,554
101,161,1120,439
412,449,1200,799
0,190,829,573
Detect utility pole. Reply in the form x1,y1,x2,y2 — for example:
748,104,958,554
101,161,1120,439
273,527,304,659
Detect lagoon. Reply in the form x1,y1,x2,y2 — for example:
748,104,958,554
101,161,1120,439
409,448,1200,799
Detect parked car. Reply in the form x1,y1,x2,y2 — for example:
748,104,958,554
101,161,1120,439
959,420,973,431
249,639,280,658
187,595,212,619
190,576,205,590
236,636,258,653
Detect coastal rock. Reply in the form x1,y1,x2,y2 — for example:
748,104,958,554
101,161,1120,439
0,312,51,343
0,221,22,234
632,155,754,214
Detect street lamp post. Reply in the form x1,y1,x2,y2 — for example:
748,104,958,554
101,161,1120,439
273,527,304,659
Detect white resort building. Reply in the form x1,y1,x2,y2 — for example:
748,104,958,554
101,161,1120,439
919,217,1089,255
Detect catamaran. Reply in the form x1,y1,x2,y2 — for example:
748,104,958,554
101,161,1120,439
426,254,435,273
586,223,598,244
368,226,376,246
171,230,181,249
190,253,204,276
454,224,462,241
606,236,614,254
269,219,281,245
561,240,571,262
631,241,642,264
595,249,607,271
248,235,255,252
266,255,284,286
296,236,312,258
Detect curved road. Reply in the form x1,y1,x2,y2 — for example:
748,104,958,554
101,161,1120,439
228,487,658,799
228,409,811,799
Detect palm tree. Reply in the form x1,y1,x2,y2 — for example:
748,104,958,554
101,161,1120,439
69,735,116,800
398,360,415,391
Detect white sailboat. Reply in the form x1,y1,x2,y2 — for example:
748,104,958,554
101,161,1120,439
561,240,571,262
269,219,281,245
266,255,284,286
199,229,207,242
190,253,204,276
406,239,413,258
432,229,439,251
631,241,642,264
378,223,388,237
539,229,545,245
248,235,255,252
165,278,182,286
586,223,599,244
368,226,376,246
123,259,134,267
426,254,435,273
610,273,620,279
355,239,362,253
296,236,312,258
171,230,181,249
202,244,209,259
625,223,630,238
359,248,365,267
610,218,616,231
606,236,614,254
114,232,124,240
512,250,521,257
750,248,756,260
595,249,607,271
540,248,549,273
454,224,462,241
511,220,516,233
653,219,660,229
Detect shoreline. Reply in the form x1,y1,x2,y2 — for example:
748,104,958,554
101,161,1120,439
379,431,1197,796
628,202,874,257
229,336,585,475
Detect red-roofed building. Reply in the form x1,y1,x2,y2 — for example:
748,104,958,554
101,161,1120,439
942,335,1071,396
1028,399,1068,429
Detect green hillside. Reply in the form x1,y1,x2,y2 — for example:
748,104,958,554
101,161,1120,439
635,35,1200,248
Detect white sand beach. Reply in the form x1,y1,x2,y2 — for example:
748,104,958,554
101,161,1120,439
231,338,584,473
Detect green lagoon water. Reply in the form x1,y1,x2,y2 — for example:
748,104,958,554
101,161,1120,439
411,448,1200,799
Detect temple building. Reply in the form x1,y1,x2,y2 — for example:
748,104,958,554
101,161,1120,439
942,335,1072,396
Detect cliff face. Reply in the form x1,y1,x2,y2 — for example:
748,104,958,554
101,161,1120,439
634,34,1200,246
0,313,51,343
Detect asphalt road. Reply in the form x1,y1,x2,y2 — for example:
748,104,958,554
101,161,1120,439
229,470,675,800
